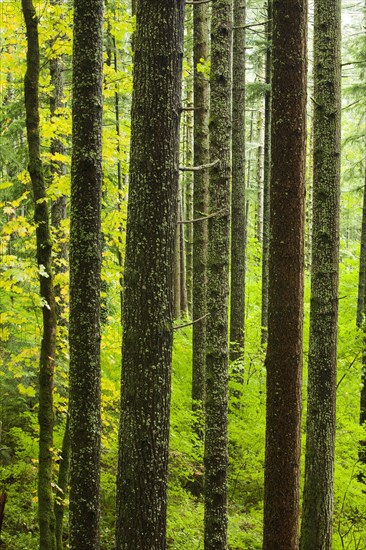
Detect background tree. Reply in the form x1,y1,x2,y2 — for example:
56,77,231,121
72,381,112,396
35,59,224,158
263,0,307,546
115,1,185,548
68,0,104,548
230,0,246,360
192,0,210,412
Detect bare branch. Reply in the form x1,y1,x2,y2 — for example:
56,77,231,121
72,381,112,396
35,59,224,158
179,159,219,172
177,208,228,225
233,19,271,30
173,314,209,331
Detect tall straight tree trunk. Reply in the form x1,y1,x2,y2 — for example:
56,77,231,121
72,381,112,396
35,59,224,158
185,84,194,316
300,1,341,546
230,0,246,361
359,168,366,461
115,2,185,548
260,2,272,346
262,0,307,547
192,0,210,409
357,170,366,329
69,1,104,548
204,1,232,548
21,3,57,550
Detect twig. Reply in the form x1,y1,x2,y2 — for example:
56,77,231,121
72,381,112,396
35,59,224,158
173,313,209,331
179,159,219,172
186,0,212,4
336,351,361,390
177,208,228,225
233,19,271,30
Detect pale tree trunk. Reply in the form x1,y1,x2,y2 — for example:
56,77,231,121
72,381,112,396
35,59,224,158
260,1,272,346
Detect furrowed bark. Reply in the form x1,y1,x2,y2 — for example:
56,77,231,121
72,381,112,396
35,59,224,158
300,0,341,546
263,0,307,546
69,1,104,548
115,2,185,548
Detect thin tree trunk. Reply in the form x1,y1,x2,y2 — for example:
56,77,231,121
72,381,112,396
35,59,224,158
69,1,104,548
115,2,185,548
180,190,188,315
21,3,57,549
54,416,70,550
0,491,7,539
358,167,366,471
185,79,194,315
174,196,182,320
260,2,272,346
255,109,264,244
204,1,232,548
192,0,210,411
262,0,307,547
230,0,246,361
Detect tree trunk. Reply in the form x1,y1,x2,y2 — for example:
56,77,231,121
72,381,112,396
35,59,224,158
229,0,246,361
179,191,188,315
260,2,272,346
21,2,57,549
204,1,232,548
69,1,104,548
0,491,7,538
115,2,185,548
359,168,366,469
300,0,341,546
54,416,70,550
357,170,366,328
192,0,210,411
262,0,307,547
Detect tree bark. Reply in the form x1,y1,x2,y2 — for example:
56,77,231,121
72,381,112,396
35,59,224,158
21,2,57,549
54,415,70,550
357,170,366,328
300,0,341,546
69,1,104,548
204,1,232,548
192,0,210,411
262,0,307,547
115,2,185,548
260,1,272,346
229,0,246,361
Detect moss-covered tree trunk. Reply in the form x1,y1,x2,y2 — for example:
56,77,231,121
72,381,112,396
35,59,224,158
260,1,272,346
115,2,185,548
300,0,341,550
262,0,307,547
229,0,246,361
192,0,210,410
204,1,232,548
21,2,57,549
69,1,104,548
300,0,341,547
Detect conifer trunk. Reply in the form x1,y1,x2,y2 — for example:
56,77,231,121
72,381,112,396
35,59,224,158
115,2,185,548
261,1,272,346
263,0,307,547
357,170,366,329
204,1,232,548
21,2,57,549
69,1,104,548
300,1,341,546
230,0,246,360
192,0,210,408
